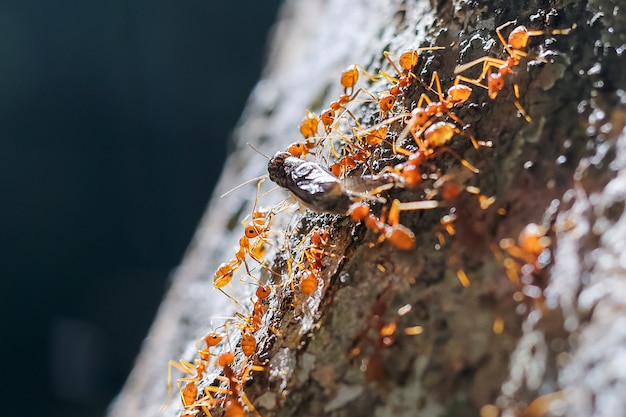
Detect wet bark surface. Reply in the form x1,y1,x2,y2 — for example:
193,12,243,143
109,1,626,417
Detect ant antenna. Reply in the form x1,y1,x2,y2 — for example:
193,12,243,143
220,174,268,198
220,143,274,198
247,143,272,160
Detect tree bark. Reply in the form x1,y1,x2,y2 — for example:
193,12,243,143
109,0,626,417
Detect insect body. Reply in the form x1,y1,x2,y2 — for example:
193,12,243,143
268,151,402,214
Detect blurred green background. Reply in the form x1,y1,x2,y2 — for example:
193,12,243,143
0,1,281,416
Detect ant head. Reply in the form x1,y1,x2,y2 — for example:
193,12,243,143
197,320,228,349
244,224,261,238
411,107,429,126
321,108,335,127
287,141,307,158
255,285,271,300
379,94,396,113
204,332,224,347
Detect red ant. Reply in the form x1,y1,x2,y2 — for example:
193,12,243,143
201,349,264,417
391,68,488,160
368,72,488,180
350,294,423,382
166,330,224,412
213,179,275,290
454,20,574,122
288,109,322,159
178,322,266,417
235,284,272,357
286,138,318,159
298,109,320,139
385,139,481,190
349,198,440,250
390,115,483,177
283,227,331,296
297,227,331,295
319,64,379,133
378,47,445,117
497,223,552,285
329,130,374,177
416,71,474,124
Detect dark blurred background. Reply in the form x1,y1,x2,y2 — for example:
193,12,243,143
0,1,281,416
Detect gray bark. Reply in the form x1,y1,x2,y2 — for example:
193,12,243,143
108,0,626,417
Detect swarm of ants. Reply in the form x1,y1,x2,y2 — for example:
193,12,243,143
165,18,574,417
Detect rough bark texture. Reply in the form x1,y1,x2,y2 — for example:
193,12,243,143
109,1,626,417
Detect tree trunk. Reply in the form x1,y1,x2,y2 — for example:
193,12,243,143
109,0,626,417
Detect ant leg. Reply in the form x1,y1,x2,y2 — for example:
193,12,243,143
241,364,266,385
495,20,518,56
428,71,445,102
444,111,483,149
416,91,434,109
239,392,262,417
352,63,380,82
514,98,532,123
455,74,487,92
509,81,533,123
414,71,445,108
394,200,440,212
218,288,245,310
411,118,435,150
192,389,220,417
431,146,480,174
387,199,401,226
454,56,505,80
379,69,400,85
383,51,403,77
456,267,472,287
167,360,196,404
203,385,232,396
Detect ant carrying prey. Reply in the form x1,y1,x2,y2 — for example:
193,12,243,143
267,151,404,214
